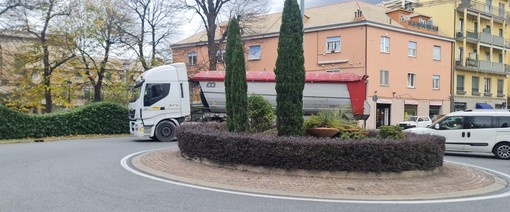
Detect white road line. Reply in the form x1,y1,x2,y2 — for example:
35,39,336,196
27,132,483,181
120,149,510,204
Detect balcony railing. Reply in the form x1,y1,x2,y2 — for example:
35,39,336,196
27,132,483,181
456,30,504,47
458,0,510,22
456,58,509,75
408,20,439,32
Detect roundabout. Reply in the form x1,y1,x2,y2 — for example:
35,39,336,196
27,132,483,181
122,148,510,203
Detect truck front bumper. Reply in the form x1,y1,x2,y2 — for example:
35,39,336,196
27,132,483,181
130,120,150,137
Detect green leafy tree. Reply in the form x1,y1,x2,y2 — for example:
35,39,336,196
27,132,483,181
14,0,77,113
274,0,305,136
225,17,248,132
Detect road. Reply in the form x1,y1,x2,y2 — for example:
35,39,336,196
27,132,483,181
0,137,509,212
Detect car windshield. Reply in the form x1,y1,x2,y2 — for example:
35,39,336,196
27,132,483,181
406,116,418,121
428,115,448,129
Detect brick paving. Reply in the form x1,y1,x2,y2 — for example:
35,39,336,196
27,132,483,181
132,148,507,200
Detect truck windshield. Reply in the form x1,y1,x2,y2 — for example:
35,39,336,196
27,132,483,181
406,116,418,121
130,86,141,103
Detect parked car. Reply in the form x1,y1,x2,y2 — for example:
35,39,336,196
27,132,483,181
397,116,432,129
405,109,510,159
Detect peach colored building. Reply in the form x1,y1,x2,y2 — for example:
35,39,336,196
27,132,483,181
172,1,454,129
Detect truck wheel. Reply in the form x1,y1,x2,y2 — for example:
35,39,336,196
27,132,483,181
155,121,176,142
493,143,510,159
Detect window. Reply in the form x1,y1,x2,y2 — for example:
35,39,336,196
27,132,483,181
408,41,417,57
144,83,170,106
472,76,479,95
498,79,504,96
380,70,389,86
457,75,465,94
498,117,510,128
407,73,416,88
432,75,440,89
217,49,226,63
248,45,261,60
484,78,491,95
380,36,390,53
326,36,341,53
439,116,465,130
465,116,493,129
188,52,197,65
433,46,441,60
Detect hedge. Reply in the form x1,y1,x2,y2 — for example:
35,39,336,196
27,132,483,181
177,123,445,172
0,102,129,140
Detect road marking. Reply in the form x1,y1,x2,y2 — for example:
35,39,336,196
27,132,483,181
121,150,510,204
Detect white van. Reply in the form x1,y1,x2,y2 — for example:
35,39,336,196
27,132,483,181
405,109,510,159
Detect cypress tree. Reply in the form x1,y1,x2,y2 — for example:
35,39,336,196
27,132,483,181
225,17,249,132
274,0,305,136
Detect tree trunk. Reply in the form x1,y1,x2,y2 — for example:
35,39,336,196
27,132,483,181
207,15,218,71
94,83,102,102
42,39,52,113
44,77,52,113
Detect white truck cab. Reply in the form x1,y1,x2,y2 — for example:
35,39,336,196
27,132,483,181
406,109,510,159
128,63,190,141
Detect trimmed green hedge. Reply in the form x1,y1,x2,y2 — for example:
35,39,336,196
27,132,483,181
0,102,129,140
178,123,445,172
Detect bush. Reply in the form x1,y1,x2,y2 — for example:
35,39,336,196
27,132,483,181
177,123,445,172
377,125,404,139
0,102,129,140
247,94,275,132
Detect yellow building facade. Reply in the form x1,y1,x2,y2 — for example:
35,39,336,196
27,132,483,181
413,0,509,110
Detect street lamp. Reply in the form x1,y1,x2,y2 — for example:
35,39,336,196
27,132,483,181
66,80,72,107
123,60,130,104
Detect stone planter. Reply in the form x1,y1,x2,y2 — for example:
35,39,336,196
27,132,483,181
306,127,339,138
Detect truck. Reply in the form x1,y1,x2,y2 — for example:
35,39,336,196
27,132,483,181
396,116,433,129
129,63,370,142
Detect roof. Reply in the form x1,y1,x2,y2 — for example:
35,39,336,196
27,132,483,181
189,70,366,83
174,1,404,46
447,109,510,116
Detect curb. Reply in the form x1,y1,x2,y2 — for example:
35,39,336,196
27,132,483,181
130,148,507,201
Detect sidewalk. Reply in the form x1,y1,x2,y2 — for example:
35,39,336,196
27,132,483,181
131,148,507,200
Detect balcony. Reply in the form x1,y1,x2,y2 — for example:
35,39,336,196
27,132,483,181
456,30,504,47
458,0,510,22
407,20,439,32
456,58,510,75
480,32,505,47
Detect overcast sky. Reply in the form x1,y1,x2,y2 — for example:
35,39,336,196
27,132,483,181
177,0,384,42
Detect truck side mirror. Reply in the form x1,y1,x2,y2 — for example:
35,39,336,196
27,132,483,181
434,123,440,130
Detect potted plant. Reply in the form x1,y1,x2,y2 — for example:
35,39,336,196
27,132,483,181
304,109,342,137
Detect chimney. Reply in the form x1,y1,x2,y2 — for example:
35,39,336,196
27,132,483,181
354,9,364,21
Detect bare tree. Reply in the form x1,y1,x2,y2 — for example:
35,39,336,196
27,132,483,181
178,0,268,71
0,0,21,16
72,0,130,102
14,0,76,113
122,0,182,71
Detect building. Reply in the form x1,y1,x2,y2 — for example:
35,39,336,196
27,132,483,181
172,1,454,129
387,0,510,110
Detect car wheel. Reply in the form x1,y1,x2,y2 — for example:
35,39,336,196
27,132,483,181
155,121,176,142
493,143,510,159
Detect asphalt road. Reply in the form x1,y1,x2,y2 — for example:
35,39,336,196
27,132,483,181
1,136,509,212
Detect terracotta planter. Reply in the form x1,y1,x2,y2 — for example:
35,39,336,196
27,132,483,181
306,127,339,138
